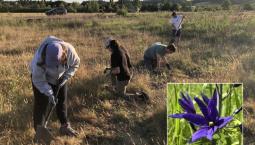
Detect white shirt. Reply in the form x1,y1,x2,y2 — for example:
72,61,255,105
30,36,80,97
170,15,183,30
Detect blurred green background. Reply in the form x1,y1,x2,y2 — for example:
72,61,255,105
167,83,243,145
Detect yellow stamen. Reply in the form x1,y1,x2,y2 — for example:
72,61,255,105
209,122,214,126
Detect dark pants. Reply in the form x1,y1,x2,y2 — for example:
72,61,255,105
111,74,131,97
172,29,181,38
144,56,157,71
32,81,68,131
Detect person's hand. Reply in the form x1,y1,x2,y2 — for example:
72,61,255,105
59,77,68,88
153,68,162,75
166,63,171,70
48,94,56,105
104,67,111,74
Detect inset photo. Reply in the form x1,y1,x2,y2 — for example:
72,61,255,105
167,83,243,145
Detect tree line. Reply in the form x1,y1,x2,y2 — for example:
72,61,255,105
0,0,253,13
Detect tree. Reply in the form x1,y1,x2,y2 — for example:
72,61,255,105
161,1,172,11
221,0,231,10
243,3,253,11
86,1,99,12
171,3,181,11
71,2,80,9
118,0,124,8
133,0,141,12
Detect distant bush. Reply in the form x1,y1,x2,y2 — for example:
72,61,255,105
100,2,117,12
66,6,77,13
243,3,254,11
10,8,50,13
116,7,128,16
195,5,222,12
171,3,181,11
79,1,99,13
133,0,142,12
140,3,158,12
222,0,231,10
161,2,172,11
182,6,196,12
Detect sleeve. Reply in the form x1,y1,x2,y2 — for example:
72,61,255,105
178,16,183,25
32,65,54,97
62,43,80,80
126,53,132,68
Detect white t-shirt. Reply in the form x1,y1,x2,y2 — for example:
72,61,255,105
170,15,183,30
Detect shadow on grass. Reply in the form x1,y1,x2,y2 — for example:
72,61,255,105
0,96,33,130
64,73,166,145
84,134,126,145
80,108,166,145
0,95,34,143
131,108,167,145
244,127,255,145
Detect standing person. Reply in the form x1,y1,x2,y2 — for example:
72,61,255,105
104,38,133,98
143,42,176,72
170,11,184,44
30,36,80,136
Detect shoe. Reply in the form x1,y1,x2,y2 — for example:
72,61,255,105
136,91,150,102
59,123,78,137
104,85,116,92
34,125,54,144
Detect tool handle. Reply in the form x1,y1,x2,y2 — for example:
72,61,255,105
43,85,61,127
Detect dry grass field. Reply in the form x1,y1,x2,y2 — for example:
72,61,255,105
0,11,254,145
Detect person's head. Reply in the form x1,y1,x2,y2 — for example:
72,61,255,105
172,11,177,18
166,43,176,54
104,37,120,53
45,42,67,68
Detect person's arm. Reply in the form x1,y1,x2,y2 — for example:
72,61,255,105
156,53,162,68
170,18,176,30
30,44,54,97
110,53,121,75
162,56,168,64
177,15,184,30
32,65,54,97
111,67,120,75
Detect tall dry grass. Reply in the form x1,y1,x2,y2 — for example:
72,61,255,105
0,11,254,144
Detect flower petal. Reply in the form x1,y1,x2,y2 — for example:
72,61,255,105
178,98,196,114
201,93,209,105
186,94,196,113
182,113,208,126
191,127,209,142
168,113,186,118
208,89,219,121
217,116,233,129
207,126,218,140
194,97,210,121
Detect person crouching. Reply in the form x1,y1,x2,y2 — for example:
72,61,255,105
104,38,133,98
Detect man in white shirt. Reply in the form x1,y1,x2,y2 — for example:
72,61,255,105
170,11,184,45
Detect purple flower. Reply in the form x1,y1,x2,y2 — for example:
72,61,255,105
169,92,196,118
169,89,233,143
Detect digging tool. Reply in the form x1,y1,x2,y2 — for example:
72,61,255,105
34,86,61,145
